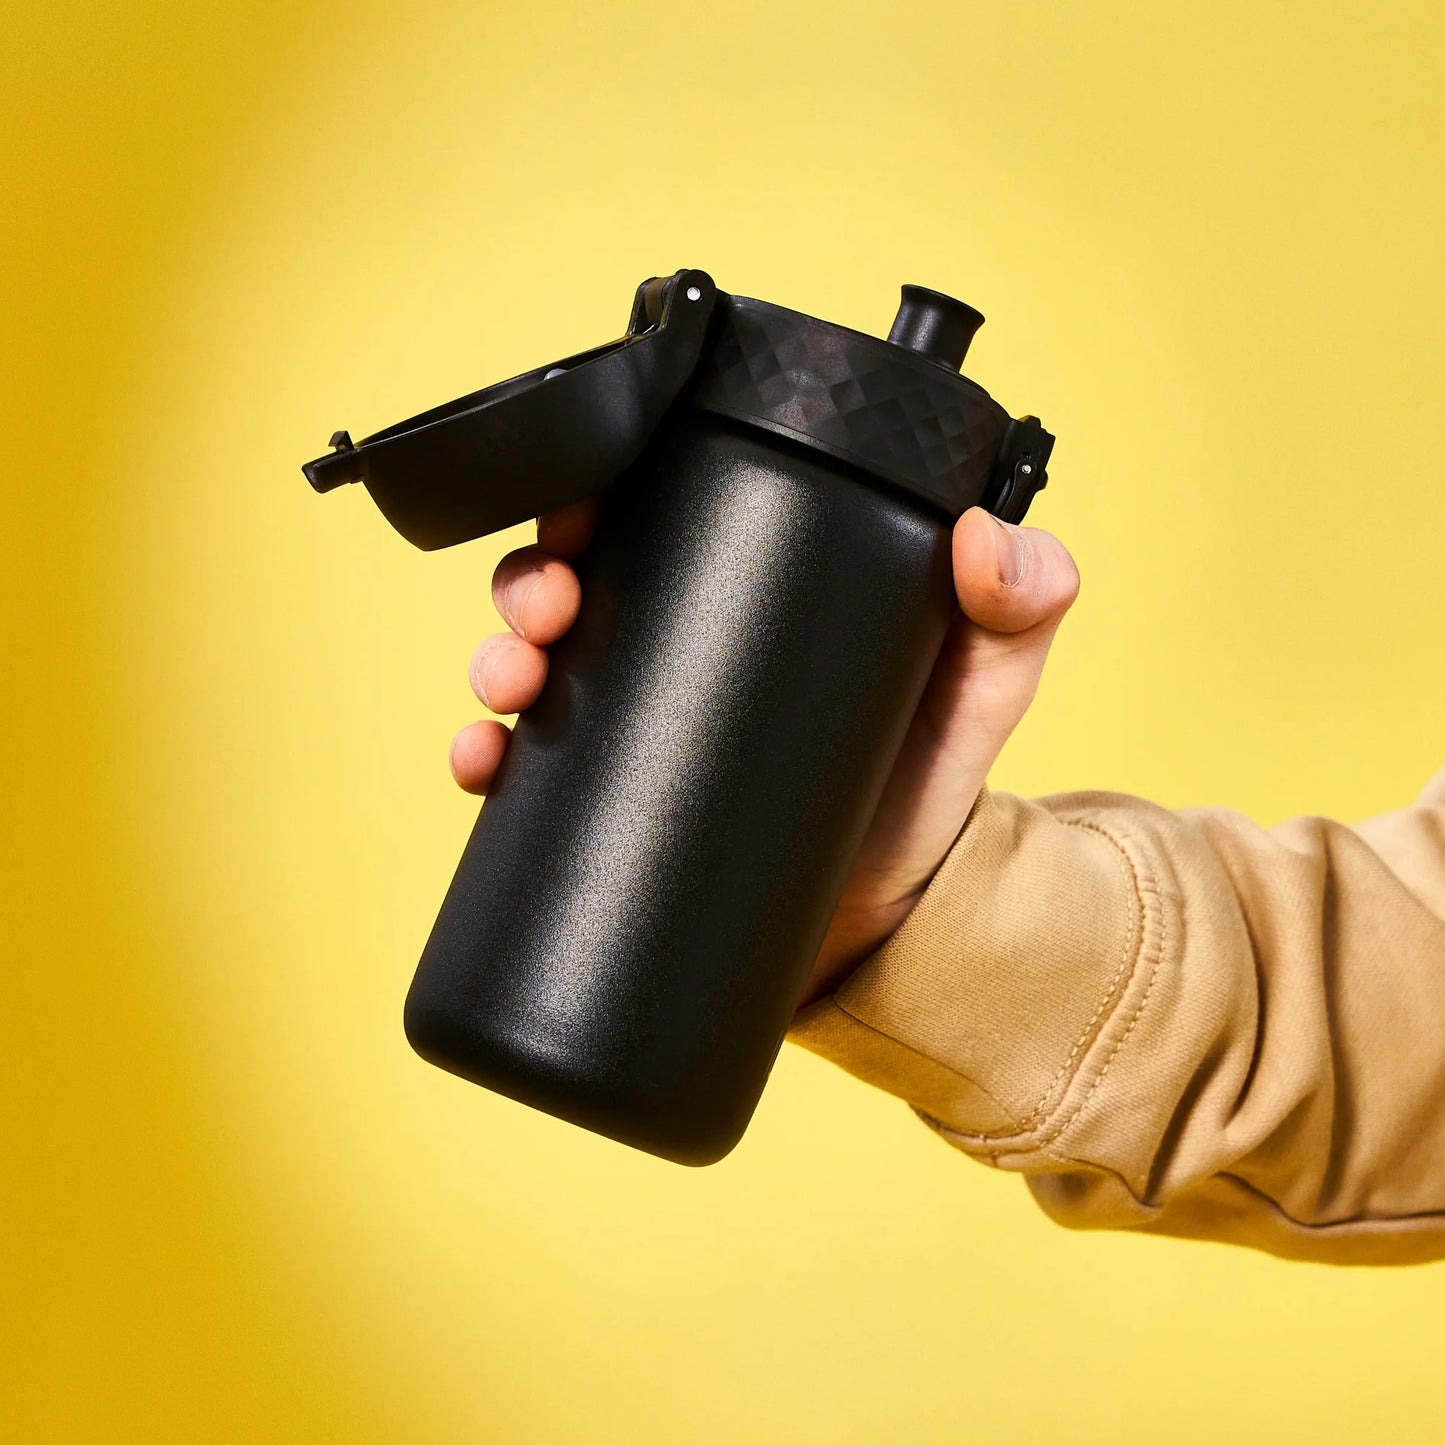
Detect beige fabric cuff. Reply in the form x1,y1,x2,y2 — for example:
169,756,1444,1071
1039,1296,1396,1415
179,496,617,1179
786,785,1155,1155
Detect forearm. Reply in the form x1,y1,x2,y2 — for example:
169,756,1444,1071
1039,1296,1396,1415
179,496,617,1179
788,769,1445,1264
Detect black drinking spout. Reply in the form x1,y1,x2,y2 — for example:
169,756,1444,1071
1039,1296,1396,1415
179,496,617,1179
887,284,985,370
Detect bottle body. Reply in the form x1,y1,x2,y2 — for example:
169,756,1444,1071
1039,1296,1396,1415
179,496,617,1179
404,414,957,1163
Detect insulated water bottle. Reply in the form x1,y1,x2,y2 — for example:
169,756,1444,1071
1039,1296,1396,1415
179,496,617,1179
303,268,1055,1164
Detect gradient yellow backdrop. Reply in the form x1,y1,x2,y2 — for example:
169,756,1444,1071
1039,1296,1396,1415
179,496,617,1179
5,0,1444,1439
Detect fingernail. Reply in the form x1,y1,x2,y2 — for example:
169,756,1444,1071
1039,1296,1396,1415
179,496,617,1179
472,644,504,705
504,570,543,631
989,515,1029,587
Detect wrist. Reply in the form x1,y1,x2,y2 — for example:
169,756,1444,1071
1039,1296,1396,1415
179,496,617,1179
801,890,926,1007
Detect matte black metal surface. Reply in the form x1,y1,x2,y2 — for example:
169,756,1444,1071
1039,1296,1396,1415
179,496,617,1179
405,417,957,1163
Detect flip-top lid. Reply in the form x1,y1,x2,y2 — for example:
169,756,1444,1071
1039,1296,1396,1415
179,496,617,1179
302,269,1053,549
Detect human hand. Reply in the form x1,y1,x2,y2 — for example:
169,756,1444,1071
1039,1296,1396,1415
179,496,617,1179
450,497,1079,1007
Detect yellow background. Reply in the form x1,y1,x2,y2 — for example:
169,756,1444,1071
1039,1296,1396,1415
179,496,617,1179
5,0,1444,1439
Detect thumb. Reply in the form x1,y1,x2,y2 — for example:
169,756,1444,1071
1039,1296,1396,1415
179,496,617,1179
929,506,1081,759
802,507,1080,999
953,505,1080,638
846,506,1080,901
891,507,1080,832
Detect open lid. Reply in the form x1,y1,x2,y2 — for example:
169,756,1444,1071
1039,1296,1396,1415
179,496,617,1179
302,268,1053,548
302,269,720,550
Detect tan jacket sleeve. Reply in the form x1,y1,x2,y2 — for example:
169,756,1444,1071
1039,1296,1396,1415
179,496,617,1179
788,765,1445,1264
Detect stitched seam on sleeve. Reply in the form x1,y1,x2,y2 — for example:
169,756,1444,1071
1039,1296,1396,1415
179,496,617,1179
827,998,1024,1133
1005,815,1142,1132
1040,884,1165,1148
1032,819,1167,1150
942,813,1164,1149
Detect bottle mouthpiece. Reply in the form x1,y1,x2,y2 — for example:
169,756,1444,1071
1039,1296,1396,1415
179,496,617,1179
887,285,985,371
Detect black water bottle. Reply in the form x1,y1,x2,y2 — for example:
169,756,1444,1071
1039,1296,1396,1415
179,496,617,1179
304,268,1054,1164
